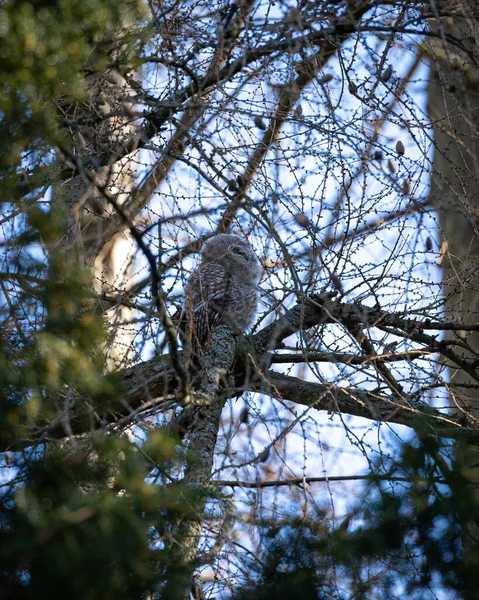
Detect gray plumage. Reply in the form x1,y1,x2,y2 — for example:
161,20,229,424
181,234,261,355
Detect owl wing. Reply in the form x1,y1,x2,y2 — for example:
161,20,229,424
191,291,227,347
180,263,233,352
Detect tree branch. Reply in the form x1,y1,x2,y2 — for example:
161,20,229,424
254,370,479,445
3,297,479,452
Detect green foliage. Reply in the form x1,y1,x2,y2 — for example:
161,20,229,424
0,4,207,596
0,205,116,448
0,0,142,172
233,434,478,600
1,1,477,598
341,438,471,596
0,0,143,454
236,518,337,600
0,431,204,599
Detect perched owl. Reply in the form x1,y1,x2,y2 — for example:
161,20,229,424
180,234,262,357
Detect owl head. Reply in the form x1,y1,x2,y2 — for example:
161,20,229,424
201,233,262,284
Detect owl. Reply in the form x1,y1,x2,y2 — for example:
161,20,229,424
180,234,262,358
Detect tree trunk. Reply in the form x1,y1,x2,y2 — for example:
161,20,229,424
54,15,139,369
426,7,479,414
426,6,479,594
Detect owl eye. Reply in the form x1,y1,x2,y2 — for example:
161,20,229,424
232,247,245,256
